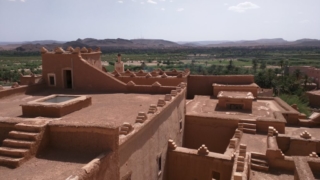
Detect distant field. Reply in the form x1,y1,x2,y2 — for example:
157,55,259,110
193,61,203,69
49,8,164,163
1,47,320,84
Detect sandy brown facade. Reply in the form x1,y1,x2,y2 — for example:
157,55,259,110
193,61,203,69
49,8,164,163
1,47,320,180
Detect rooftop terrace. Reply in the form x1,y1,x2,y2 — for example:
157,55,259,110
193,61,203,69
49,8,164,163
186,95,284,120
0,89,163,128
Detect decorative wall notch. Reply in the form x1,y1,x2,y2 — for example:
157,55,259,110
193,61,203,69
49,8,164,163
80,47,88,53
171,90,177,97
127,81,136,86
135,112,148,123
54,47,65,54
176,87,182,93
300,131,312,139
161,73,168,78
164,94,172,101
119,122,134,135
148,104,158,114
157,98,166,107
145,73,152,78
168,139,177,150
40,47,48,54
197,144,209,155
309,152,319,158
152,82,162,87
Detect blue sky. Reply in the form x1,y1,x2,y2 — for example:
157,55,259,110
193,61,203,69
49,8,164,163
0,0,319,42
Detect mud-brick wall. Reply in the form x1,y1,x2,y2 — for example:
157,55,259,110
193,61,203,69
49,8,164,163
184,115,238,153
166,148,233,180
48,126,118,154
119,90,186,180
42,53,127,92
115,76,187,86
187,75,255,99
307,93,320,108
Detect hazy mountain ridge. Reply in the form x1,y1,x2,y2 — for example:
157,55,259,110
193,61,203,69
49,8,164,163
1,38,320,52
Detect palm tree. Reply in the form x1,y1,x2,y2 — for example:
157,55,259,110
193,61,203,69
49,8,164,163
294,69,301,80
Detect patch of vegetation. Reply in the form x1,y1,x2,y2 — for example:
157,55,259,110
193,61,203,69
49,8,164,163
280,94,311,117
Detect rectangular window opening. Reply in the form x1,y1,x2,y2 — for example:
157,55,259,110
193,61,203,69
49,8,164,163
179,120,183,132
212,171,220,180
157,155,162,176
48,74,56,86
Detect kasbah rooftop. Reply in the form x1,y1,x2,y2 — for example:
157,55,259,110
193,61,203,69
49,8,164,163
0,46,320,180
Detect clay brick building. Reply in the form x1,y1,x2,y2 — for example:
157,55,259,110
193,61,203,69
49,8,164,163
0,47,320,180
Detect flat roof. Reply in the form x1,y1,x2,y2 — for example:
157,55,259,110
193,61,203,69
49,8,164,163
186,95,284,120
0,150,99,180
308,90,320,96
285,127,320,140
0,90,163,128
213,83,259,87
217,91,254,99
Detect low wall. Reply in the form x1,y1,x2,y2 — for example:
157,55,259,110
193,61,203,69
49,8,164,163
307,92,320,108
119,88,186,180
187,75,255,99
277,134,320,156
127,85,177,94
184,115,238,153
20,76,42,85
48,125,118,154
0,83,45,99
115,76,187,86
166,147,233,180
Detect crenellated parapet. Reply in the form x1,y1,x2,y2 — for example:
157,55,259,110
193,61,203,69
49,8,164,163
119,82,187,145
40,46,101,55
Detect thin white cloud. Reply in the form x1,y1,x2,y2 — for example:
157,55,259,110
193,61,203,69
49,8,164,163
161,8,165,11
228,2,259,13
140,1,145,4
177,8,184,12
118,1,123,3
8,0,16,1
20,0,25,2
147,0,157,4
223,3,228,6
299,20,310,24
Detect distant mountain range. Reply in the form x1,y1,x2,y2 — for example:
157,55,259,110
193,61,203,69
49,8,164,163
0,38,320,52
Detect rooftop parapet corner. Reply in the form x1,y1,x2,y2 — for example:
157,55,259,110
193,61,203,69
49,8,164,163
197,144,209,155
268,126,278,137
125,69,131,74
239,144,247,157
300,131,312,139
177,73,183,78
168,139,177,150
119,122,134,135
40,47,48,54
157,98,166,107
114,71,121,77
135,112,147,123
309,152,319,158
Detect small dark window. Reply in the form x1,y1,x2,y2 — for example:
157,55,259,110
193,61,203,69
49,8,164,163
49,76,55,86
179,120,183,132
157,155,162,175
212,171,220,180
